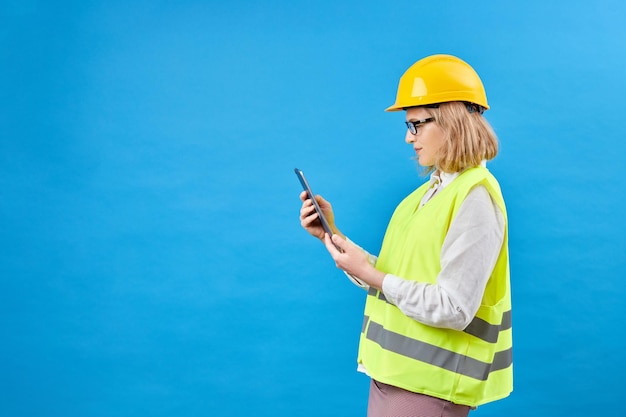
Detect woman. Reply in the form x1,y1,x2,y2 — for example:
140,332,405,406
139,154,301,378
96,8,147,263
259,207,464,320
298,54,512,417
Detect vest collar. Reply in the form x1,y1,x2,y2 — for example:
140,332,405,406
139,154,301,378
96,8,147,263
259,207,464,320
430,160,488,191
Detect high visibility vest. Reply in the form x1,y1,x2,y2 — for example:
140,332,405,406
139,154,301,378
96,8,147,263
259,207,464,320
357,166,512,407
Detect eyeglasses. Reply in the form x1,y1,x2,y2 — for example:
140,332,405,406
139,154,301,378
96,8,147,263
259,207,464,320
405,117,435,135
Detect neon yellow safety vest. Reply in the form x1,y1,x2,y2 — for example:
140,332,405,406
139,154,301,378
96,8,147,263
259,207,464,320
357,166,512,407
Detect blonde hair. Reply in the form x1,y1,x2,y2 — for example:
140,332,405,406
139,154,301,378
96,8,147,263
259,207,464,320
423,102,498,174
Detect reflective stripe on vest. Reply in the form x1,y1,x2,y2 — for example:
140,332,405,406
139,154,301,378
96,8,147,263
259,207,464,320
362,313,512,381
367,288,512,344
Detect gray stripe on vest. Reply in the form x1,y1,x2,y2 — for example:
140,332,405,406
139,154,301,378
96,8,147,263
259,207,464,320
367,288,512,344
369,287,387,301
463,310,512,343
366,321,512,381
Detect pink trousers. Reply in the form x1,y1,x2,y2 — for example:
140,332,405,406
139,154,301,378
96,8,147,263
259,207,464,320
367,379,471,417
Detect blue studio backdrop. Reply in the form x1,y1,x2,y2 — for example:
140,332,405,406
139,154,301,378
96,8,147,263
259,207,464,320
2,1,626,416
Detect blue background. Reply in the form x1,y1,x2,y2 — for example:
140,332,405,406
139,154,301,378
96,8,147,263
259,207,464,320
2,1,625,416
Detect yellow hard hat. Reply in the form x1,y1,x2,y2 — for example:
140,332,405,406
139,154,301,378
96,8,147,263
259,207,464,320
385,54,489,112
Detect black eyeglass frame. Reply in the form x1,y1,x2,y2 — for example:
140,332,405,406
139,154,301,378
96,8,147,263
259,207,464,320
405,117,435,135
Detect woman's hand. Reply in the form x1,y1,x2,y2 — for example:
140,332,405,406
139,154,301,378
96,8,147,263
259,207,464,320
323,233,386,291
299,191,341,240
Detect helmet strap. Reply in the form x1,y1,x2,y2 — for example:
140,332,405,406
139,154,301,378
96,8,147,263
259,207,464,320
465,103,485,114
426,102,485,114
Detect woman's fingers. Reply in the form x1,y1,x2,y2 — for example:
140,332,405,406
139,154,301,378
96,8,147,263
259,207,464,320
300,199,316,219
324,233,345,257
299,192,336,241
300,195,324,239
323,233,337,255
300,209,319,226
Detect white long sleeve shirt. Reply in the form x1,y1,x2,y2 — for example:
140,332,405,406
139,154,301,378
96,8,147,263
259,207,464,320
346,169,505,331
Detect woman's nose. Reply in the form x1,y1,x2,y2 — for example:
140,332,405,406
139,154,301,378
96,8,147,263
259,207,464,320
405,129,416,144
